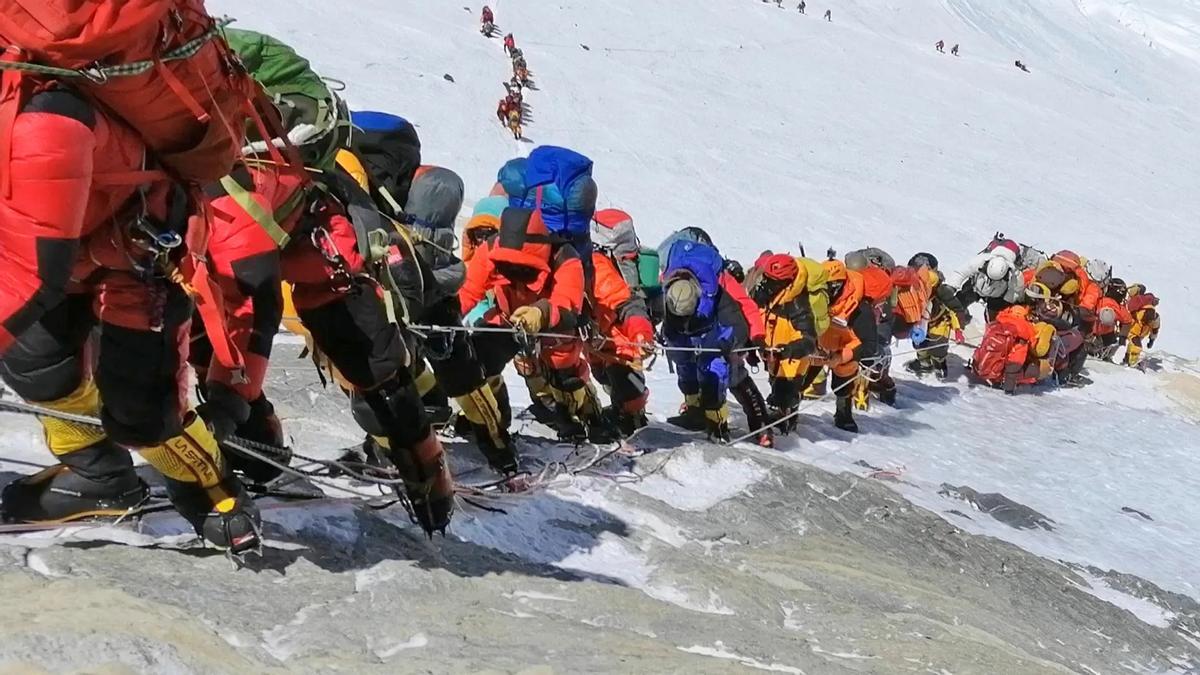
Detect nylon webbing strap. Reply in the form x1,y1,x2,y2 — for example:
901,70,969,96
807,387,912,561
0,19,232,82
220,175,292,248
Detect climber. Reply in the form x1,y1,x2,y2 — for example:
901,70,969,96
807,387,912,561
951,44,960,56
459,207,617,443
972,305,1038,394
747,253,839,432
587,251,656,436
798,1,806,13
905,268,967,379
480,6,495,37
1088,278,1133,361
1015,60,1030,73
503,33,516,56
845,248,898,406
936,40,945,53
1123,285,1160,368
660,240,752,442
0,4,268,550
946,237,1025,321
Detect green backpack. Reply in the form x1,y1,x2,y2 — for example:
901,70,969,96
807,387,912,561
797,257,831,336
224,28,350,172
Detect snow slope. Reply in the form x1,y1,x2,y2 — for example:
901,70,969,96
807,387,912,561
212,0,1199,355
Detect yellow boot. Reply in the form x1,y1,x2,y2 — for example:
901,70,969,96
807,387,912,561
0,379,147,523
139,413,261,552
456,384,518,473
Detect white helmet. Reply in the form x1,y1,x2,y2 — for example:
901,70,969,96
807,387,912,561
1098,306,1117,327
985,256,1010,281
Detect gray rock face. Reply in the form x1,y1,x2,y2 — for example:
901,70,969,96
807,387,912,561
1,447,1197,674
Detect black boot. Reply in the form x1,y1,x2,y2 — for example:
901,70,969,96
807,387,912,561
227,395,291,485
666,405,706,431
472,423,520,474
362,379,455,535
0,441,148,523
904,358,935,376
873,373,898,406
166,475,262,553
834,396,859,433
731,378,774,447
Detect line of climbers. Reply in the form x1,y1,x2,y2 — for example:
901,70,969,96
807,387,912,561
0,3,1163,554
487,8,531,141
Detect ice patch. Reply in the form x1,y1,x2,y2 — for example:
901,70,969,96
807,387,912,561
1074,571,1176,629
505,590,576,603
627,448,768,511
678,642,806,674
374,633,428,659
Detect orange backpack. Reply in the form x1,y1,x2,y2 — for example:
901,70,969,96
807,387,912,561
0,0,255,186
972,322,1020,384
891,266,930,325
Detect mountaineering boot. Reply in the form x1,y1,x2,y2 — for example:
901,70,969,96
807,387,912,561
704,406,731,443
904,358,936,376
373,432,455,535
0,442,148,523
362,378,455,535
731,377,773,448
611,407,649,437
873,373,898,406
934,360,949,380
803,369,827,399
1,379,149,522
456,384,519,474
140,413,262,553
667,394,707,431
416,367,454,426
834,396,859,433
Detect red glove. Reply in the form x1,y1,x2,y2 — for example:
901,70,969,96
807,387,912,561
953,329,965,344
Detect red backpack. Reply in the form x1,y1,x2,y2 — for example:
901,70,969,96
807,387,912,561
0,1,272,378
0,0,255,186
972,322,1020,383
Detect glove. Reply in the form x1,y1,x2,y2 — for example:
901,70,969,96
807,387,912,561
910,323,928,347
745,337,766,368
780,337,815,361
510,304,545,333
1147,335,1156,349
953,329,965,344
197,382,251,442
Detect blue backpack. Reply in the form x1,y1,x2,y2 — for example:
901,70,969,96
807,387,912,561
497,146,597,237
664,240,724,319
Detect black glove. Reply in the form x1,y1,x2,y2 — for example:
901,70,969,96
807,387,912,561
745,337,767,368
197,382,251,442
1147,335,1156,349
780,337,815,361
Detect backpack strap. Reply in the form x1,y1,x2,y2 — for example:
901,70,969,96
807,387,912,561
219,174,292,247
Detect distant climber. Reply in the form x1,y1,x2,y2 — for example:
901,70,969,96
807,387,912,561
1015,60,1030,73
936,40,945,53
503,33,516,56
824,9,832,21
480,6,494,36
507,108,523,140
798,1,806,14
951,44,960,56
